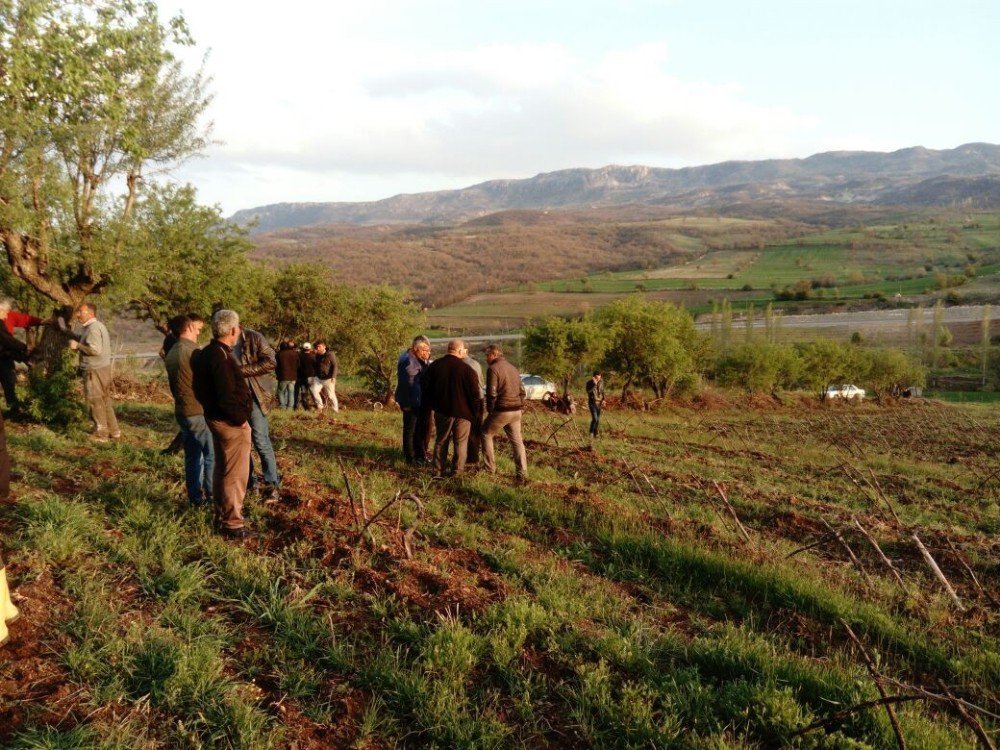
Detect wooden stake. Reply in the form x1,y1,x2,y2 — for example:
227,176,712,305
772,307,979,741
785,532,838,559
712,481,752,543
945,538,999,608
820,517,872,585
840,619,908,750
936,680,998,750
852,516,906,590
911,533,964,611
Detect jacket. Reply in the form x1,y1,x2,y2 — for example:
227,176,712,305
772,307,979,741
486,357,525,413
192,339,253,426
3,311,43,335
394,349,427,409
233,328,276,414
276,347,299,382
316,350,338,380
423,354,483,422
586,378,605,406
75,319,112,370
298,349,316,380
0,326,28,362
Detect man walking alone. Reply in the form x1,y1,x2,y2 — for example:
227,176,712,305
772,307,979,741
586,371,605,438
482,344,528,481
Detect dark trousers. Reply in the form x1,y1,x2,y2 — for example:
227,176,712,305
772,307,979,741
589,402,602,437
401,409,424,463
0,358,17,409
417,407,434,459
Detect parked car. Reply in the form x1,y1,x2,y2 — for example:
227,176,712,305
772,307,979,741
825,384,866,401
519,374,558,400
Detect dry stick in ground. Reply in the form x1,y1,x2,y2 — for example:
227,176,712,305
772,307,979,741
911,532,965,611
935,679,999,750
946,538,1000,608
820,517,873,586
337,456,363,533
788,695,925,740
852,516,907,591
785,532,839,559
840,618,908,750
711,481,752,543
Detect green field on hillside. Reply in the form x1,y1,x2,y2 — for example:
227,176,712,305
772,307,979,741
2,391,998,748
432,213,1000,332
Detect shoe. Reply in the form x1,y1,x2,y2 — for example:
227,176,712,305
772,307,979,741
111,432,122,440
89,434,110,444
1,566,20,644
261,485,280,505
219,526,252,540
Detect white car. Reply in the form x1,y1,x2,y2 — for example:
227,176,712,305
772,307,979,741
519,374,558,400
825,384,866,401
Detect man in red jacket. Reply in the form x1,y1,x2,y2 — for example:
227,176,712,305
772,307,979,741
0,299,43,414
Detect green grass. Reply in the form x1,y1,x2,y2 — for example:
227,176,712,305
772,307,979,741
2,393,997,747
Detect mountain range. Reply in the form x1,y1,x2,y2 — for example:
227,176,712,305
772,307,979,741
231,143,1000,233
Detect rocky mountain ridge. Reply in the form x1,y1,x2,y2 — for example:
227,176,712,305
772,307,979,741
231,143,1000,233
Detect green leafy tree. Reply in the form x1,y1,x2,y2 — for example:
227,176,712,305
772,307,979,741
599,298,707,401
863,348,926,402
796,340,866,400
333,285,424,403
260,262,342,343
111,184,262,332
522,315,606,396
0,0,210,307
716,343,801,395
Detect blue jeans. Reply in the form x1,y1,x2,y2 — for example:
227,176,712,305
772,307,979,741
177,414,214,504
249,400,280,487
277,381,295,409
589,403,602,437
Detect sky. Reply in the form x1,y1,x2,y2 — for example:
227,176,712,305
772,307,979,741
155,0,999,215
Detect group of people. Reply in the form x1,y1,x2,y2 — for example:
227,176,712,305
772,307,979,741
396,336,529,481
275,339,339,411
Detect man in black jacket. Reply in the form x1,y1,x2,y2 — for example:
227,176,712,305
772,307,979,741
314,341,339,412
232,325,280,500
192,309,253,538
422,338,483,476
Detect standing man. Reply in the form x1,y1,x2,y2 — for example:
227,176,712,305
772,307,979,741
296,342,317,410
165,315,214,506
461,351,486,467
192,310,253,539
422,339,483,477
276,341,299,409
586,371,606,438
68,303,120,442
482,344,528,481
232,324,281,501
0,299,43,415
395,335,431,464
314,341,339,412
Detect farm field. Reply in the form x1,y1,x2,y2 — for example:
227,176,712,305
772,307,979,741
430,212,1000,333
2,390,998,748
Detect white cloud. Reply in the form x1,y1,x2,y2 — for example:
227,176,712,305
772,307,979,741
192,40,815,203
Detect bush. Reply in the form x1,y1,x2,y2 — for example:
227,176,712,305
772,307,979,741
22,350,88,431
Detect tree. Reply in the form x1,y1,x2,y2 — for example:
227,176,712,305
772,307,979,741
333,285,424,404
796,340,852,400
261,262,343,343
716,342,801,396
0,0,210,307
863,348,925,402
110,184,263,332
522,315,606,396
599,298,706,401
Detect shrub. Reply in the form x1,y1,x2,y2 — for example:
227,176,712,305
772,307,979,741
22,350,88,431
